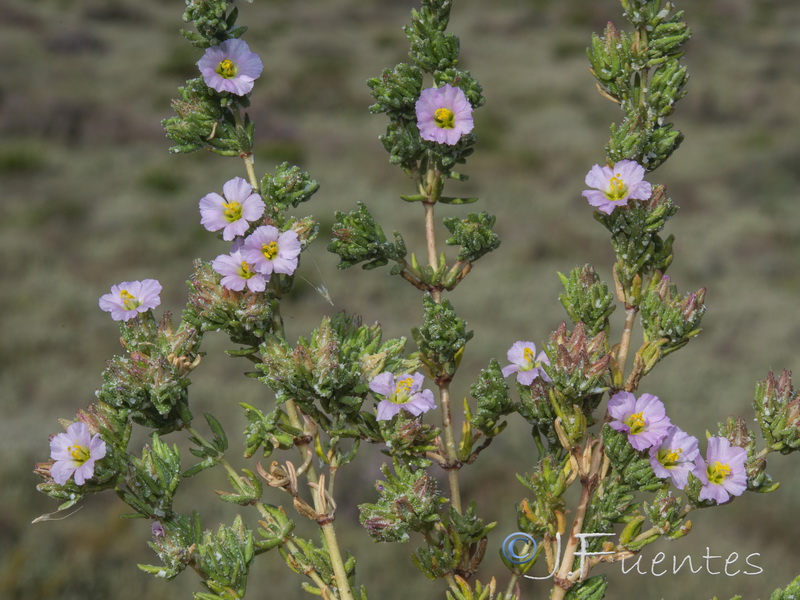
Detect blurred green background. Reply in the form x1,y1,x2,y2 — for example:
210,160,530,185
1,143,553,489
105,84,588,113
3,0,800,598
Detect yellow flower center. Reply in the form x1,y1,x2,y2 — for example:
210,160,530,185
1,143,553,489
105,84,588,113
707,461,732,485
68,443,90,465
625,411,646,435
434,107,455,129
216,59,237,79
222,201,242,223
393,376,415,403
521,347,535,371
604,174,629,202
238,261,255,280
119,289,141,311
661,448,683,468
262,241,279,260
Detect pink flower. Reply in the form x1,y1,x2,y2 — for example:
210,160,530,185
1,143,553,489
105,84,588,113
241,226,301,276
197,39,263,95
695,437,748,504
415,84,474,145
99,279,162,322
49,422,107,485
581,160,652,214
608,391,671,451
501,341,551,385
199,177,265,241
212,250,267,292
369,372,436,421
648,425,700,489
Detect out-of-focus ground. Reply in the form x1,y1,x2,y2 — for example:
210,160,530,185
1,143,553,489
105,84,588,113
2,0,800,598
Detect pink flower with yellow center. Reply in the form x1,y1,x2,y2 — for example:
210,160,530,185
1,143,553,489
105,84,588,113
49,422,107,485
608,391,671,451
212,249,267,292
695,437,747,504
648,425,699,489
415,84,474,145
369,372,436,421
581,159,652,214
98,279,162,322
199,177,265,241
197,39,263,95
501,341,551,385
241,226,301,276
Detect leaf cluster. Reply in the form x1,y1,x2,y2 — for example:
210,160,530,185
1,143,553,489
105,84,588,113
588,0,691,169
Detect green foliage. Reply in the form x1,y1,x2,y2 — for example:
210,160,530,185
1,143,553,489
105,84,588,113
516,454,568,538
594,185,676,304
564,575,608,600
378,411,440,468
543,323,610,444
769,574,800,600
182,0,246,48
328,202,407,270
260,162,320,214
412,502,495,580
258,313,417,427
359,462,445,543
413,294,474,382
558,265,616,338
193,515,255,600
639,272,706,358
184,413,229,477
140,512,203,581
119,435,183,519
587,0,691,169
443,211,501,264
368,62,424,119
184,260,274,348
754,370,800,454
469,359,513,437
163,78,253,156
98,312,201,433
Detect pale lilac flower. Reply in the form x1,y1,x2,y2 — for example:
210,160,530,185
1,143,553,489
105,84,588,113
581,159,652,214
649,425,700,489
241,226,301,276
369,372,436,421
212,250,267,292
501,341,551,385
415,84,474,145
99,279,162,322
695,437,748,504
49,422,107,486
608,391,671,451
199,177,265,241
197,39,263,95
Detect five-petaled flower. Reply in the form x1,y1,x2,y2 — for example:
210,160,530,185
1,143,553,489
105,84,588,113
200,177,265,241
501,341,551,385
415,84,474,145
649,425,700,490
369,372,436,421
99,279,162,322
212,249,268,292
581,159,652,214
49,422,107,486
608,391,672,451
197,38,264,95
241,226,302,276
695,436,748,504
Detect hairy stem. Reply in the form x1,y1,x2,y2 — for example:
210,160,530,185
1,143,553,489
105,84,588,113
439,381,462,514
551,441,603,600
284,401,355,600
616,307,638,381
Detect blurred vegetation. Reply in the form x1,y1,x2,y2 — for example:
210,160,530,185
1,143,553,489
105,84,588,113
2,0,800,598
